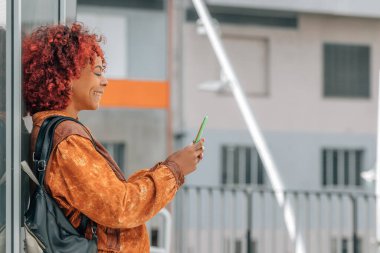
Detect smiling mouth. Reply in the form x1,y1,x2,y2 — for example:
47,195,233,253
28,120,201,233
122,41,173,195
93,91,103,96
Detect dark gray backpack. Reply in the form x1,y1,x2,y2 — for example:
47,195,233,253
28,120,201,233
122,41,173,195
23,116,97,253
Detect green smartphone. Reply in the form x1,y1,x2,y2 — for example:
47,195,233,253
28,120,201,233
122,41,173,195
193,116,208,143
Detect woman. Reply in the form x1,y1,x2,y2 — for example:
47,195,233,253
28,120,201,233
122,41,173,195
22,23,205,252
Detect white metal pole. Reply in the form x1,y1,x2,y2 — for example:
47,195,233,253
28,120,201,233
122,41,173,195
59,0,67,25
12,0,22,252
191,1,306,252
5,0,12,252
376,70,380,252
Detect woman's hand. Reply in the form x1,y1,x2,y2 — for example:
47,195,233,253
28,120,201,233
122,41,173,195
165,138,205,176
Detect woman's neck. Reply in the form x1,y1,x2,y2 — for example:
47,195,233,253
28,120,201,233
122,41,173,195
62,105,79,119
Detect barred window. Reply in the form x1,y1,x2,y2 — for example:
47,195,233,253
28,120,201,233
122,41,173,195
324,43,370,98
322,148,364,187
101,142,126,172
221,145,266,185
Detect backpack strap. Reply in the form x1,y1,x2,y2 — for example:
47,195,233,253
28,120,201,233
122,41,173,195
53,120,126,181
33,115,97,238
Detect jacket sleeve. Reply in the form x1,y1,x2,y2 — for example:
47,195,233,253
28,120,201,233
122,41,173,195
45,134,184,229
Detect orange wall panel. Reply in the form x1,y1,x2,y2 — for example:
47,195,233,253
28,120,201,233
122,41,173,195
100,79,169,109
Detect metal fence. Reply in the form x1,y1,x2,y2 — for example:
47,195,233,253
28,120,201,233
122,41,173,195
148,208,172,253
173,185,376,253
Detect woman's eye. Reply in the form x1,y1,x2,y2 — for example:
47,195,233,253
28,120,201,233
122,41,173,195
94,73,102,77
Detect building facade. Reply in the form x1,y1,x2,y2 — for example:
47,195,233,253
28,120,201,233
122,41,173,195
171,1,380,252
175,0,380,191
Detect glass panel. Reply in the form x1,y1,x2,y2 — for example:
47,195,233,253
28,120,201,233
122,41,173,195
233,147,239,184
221,146,227,184
322,149,327,185
257,155,264,185
20,0,60,238
332,150,338,185
344,151,349,186
355,150,363,186
114,143,125,171
0,0,6,251
77,4,167,80
101,142,126,171
245,147,251,184
22,0,59,34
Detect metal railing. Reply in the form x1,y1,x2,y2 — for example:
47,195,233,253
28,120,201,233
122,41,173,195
149,208,172,253
174,185,376,253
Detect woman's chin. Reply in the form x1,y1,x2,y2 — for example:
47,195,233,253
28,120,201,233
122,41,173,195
85,103,100,111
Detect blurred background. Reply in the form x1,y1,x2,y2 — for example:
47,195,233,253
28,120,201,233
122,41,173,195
1,0,380,252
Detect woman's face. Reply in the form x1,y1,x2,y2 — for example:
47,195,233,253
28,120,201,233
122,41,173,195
70,56,108,111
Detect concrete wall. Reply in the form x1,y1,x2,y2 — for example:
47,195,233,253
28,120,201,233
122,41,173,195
79,109,168,177
180,13,380,191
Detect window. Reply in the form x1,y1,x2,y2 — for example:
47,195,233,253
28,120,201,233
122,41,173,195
101,142,126,172
331,237,362,253
322,148,364,187
324,43,370,98
222,36,269,96
221,145,266,186
150,228,159,247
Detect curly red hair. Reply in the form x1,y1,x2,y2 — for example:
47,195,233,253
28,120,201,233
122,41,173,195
22,23,106,115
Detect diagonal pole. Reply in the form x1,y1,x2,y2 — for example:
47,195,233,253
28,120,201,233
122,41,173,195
191,0,306,252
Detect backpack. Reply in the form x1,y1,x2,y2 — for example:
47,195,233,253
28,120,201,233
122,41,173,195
22,116,97,253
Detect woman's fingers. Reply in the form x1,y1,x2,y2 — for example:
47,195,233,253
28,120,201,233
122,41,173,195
195,145,204,154
195,139,205,162
194,138,205,150
195,148,204,164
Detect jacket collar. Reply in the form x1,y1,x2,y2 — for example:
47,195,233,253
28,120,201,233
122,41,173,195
32,110,78,127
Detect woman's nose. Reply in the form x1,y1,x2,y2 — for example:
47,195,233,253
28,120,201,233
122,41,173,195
101,76,108,87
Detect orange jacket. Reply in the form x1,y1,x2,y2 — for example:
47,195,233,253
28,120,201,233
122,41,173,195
30,110,184,252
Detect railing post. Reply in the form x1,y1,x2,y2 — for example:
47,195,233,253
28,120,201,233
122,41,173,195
246,190,253,253
352,195,358,253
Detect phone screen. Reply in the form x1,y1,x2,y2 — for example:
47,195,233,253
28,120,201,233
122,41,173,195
194,116,208,143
